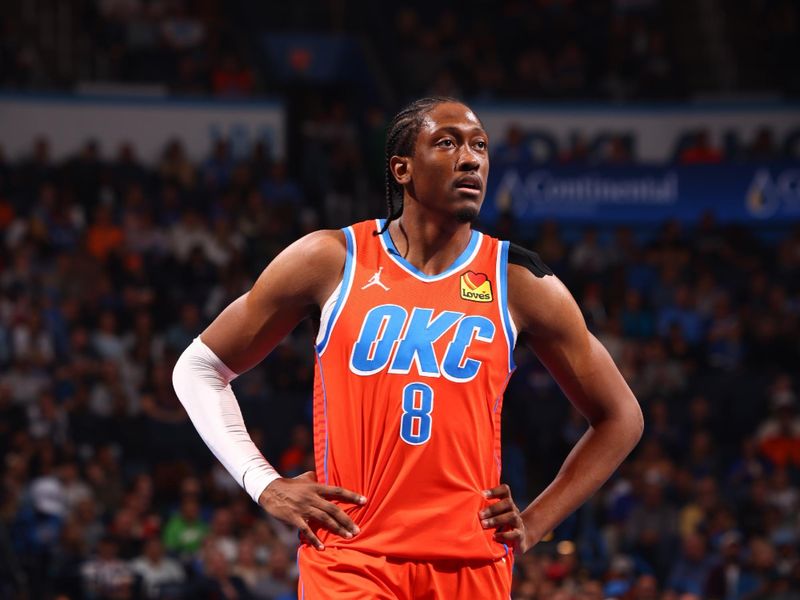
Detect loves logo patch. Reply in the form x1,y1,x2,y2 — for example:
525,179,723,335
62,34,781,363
460,271,493,302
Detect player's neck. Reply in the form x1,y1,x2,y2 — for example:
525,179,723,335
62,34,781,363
387,212,473,276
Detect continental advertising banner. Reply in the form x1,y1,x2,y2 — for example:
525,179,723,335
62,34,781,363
485,164,800,224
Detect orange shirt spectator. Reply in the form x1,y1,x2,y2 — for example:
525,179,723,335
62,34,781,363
86,205,124,260
0,197,14,229
679,130,723,164
212,56,255,97
756,390,800,469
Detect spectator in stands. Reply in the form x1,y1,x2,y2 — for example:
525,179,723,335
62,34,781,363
570,228,609,274
512,49,554,98
767,468,798,524
259,161,303,207
666,532,714,596
704,531,758,600
492,125,534,168
190,544,253,599
253,542,296,600
679,130,723,164
231,535,267,594
603,554,637,598
59,461,92,515
212,53,255,97
159,140,196,190
85,206,121,264
80,536,136,599
18,137,55,202
630,574,660,599
207,507,238,563
113,143,148,190
757,376,800,469
162,496,208,559
747,127,777,162
201,139,235,190
130,537,186,599
656,284,704,346
621,289,655,340
278,424,312,477
624,471,679,579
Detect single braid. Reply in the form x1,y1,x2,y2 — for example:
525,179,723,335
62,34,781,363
375,96,461,235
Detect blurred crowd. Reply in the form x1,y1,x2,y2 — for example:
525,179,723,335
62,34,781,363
0,133,799,600
381,0,677,101
0,0,255,97
2,0,798,100
503,217,800,598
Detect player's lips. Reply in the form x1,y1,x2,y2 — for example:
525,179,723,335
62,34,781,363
454,175,483,195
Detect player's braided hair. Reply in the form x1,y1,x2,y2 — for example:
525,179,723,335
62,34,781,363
376,96,461,235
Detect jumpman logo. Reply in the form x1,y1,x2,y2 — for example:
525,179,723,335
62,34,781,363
362,267,390,291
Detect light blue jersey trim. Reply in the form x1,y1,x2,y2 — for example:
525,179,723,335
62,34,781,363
315,226,356,354
376,218,482,282
498,241,517,371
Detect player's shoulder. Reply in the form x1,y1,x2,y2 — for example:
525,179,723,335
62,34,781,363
293,228,347,255
502,243,576,335
505,243,560,307
506,242,553,278
272,228,347,280
262,229,347,306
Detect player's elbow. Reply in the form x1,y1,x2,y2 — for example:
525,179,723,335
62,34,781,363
171,343,192,406
596,390,643,452
624,395,644,450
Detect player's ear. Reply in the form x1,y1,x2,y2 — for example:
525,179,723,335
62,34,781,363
390,155,412,186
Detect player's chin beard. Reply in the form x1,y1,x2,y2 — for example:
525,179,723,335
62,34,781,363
455,206,479,224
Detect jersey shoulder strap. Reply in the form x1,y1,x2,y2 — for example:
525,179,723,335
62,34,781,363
508,243,553,278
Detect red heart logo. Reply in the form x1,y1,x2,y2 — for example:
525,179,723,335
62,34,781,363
463,271,487,289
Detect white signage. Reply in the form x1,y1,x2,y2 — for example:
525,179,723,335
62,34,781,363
476,103,800,162
0,94,285,163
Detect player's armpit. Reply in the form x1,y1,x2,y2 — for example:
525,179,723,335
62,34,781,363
201,229,346,374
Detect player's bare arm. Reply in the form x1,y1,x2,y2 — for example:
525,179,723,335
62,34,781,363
202,229,345,372
195,229,367,549
484,264,643,552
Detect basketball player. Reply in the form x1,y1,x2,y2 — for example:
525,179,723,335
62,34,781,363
172,97,643,598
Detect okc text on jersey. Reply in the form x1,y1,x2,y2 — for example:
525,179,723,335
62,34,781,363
349,305,496,382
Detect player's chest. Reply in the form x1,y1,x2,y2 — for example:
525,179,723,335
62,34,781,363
337,272,502,382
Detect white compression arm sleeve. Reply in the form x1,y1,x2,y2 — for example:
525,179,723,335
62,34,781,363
172,337,281,503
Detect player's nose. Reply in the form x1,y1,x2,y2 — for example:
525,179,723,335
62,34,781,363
456,145,481,171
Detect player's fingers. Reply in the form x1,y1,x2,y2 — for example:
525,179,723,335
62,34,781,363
316,484,367,506
315,499,361,535
493,529,525,547
295,517,324,550
482,483,511,499
307,507,355,539
479,498,513,519
481,511,523,530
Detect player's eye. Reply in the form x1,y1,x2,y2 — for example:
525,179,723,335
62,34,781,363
437,138,455,148
474,140,488,150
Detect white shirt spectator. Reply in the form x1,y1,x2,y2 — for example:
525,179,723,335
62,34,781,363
130,539,186,599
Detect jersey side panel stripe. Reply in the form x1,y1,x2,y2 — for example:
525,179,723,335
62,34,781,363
497,240,517,372
316,226,357,355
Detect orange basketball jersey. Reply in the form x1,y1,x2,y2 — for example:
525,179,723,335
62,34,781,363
311,219,517,561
